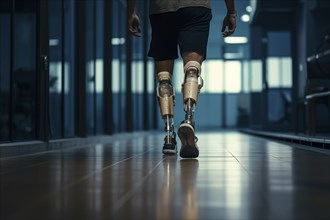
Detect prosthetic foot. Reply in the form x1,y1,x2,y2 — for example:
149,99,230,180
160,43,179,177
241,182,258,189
178,61,203,158
157,71,177,154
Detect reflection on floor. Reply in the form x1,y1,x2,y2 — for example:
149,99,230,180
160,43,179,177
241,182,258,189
1,131,329,220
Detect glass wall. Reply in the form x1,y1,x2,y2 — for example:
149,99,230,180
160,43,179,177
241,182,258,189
85,0,96,135
95,0,104,134
0,0,160,144
242,60,250,93
224,61,241,93
266,32,292,126
131,0,152,131
267,57,292,89
0,0,38,141
13,0,37,140
0,0,11,141
112,0,127,133
49,0,62,138
49,0,76,139
64,0,76,137
85,0,105,135
201,60,224,93
250,60,263,92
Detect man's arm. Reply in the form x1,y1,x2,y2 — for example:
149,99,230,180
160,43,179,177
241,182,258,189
127,0,136,16
127,0,141,37
222,0,236,37
225,0,236,15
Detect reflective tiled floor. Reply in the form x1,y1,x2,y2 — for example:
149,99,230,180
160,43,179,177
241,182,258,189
1,131,330,220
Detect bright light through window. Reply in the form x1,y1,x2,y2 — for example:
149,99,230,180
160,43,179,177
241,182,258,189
147,61,154,93
225,61,241,93
203,60,224,93
173,60,184,92
96,59,103,93
132,61,143,93
242,61,250,93
172,60,243,94
267,57,280,88
281,57,292,88
267,57,292,88
112,59,120,93
49,61,62,93
86,61,94,93
251,60,262,92
111,37,125,45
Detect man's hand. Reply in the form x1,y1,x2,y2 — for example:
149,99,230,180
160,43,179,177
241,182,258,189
221,14,236,37
128,13,141,37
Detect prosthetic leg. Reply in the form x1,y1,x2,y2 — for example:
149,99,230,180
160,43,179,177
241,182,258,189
178,61,203,158
157,71,177,154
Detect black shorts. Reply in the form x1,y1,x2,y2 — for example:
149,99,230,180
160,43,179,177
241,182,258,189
148,7,212,61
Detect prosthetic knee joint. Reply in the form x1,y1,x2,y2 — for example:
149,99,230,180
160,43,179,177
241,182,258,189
182,61,203,125
157,71,176,143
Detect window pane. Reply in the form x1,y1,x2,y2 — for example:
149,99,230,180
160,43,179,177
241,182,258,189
112,59,120,93
119,1,127,132
204,60,224,93
0,2,11,141
86,0,95,135
173,60,183,92
225,61,241,93
86,59,95,135
267,57,280,88
64,0,76,137
281,57,292,88
251,60,262,92
132,61,144,94
242,61,250,93
95,0,104,134
147,60,154,94
12,0,37,140
267,57,293,88
49,0,63,138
